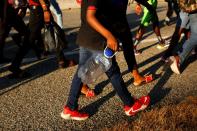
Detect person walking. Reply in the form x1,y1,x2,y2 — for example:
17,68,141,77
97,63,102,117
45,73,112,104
169,0,197,74
61,0,150,121
0,0,29,64
162,10,190,62
133,0,169,55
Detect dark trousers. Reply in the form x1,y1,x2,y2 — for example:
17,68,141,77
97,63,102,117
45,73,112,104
0,5,28,59
66,47,134,110
163,14,186,59
166,0,179,18
11,6,65,69
113,22,137,71
10,6,44,69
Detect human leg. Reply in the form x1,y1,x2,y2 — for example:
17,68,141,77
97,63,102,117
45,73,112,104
165,0,173,25
162,10,190,60
66,47,92,110
133,25,145,55
170,13,197,74
118,27,152,86
61,47,93,120
8,7,43,76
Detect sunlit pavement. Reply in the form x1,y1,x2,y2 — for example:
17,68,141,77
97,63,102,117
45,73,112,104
0,2,196,130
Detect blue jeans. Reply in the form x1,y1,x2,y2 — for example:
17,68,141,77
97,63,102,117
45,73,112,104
50,0,63,28
176,10,189,29
66,47,134,110
179,13,197,64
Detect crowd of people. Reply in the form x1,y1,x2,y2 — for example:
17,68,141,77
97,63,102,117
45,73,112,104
0,0,196,121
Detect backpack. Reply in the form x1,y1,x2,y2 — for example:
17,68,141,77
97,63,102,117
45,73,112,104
179,0,197,13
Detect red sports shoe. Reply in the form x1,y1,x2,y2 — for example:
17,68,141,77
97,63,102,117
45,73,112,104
61,106,89,121
124,96,150,116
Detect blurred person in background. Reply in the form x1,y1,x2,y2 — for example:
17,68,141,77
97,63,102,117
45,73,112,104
164,0,180,26
133,0,169,55
0,0,29,64
49,0,63,28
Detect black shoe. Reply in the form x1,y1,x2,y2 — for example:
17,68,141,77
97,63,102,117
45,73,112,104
8,66,31,79
0,57,12,64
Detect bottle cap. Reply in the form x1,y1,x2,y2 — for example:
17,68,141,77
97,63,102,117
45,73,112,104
104,46,117,58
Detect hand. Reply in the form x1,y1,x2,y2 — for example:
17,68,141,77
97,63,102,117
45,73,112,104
135,4,142,15
106,35,118,51
17,9,26,18
44,11,50,23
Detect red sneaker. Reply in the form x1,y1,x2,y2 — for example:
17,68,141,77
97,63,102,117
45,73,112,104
138,95,150,106
124,96,150,116
61,106,89,121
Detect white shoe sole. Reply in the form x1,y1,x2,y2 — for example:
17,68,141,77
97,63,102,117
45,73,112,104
61,112,88,121
170,57,181,74
170,62,181,74
61,112,71,120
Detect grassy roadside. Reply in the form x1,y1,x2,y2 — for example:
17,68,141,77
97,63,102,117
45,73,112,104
103,96,197,131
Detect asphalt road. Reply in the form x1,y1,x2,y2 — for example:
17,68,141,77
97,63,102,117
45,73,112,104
0,2,197,130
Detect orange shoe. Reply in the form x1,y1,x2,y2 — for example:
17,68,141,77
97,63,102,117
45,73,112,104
133,75,153,86
81,84,95,98
85,89,95,98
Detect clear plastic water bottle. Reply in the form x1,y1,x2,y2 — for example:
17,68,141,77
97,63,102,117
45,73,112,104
78,53,112,84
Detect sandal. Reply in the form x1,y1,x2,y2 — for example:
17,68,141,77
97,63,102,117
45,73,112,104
133,74,153,86
85,89,95,98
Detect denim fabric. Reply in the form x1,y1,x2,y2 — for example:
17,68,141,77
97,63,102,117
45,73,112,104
179,13,197,64
50,0,63,28
66,47,134,110
176,10,189,29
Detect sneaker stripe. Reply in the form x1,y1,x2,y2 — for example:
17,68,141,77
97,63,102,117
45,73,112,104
125,96,150,116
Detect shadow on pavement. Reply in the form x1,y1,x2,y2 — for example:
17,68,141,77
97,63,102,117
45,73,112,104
81,90,116,116
149,68,172,106
0,27,80,95
181,53,197,74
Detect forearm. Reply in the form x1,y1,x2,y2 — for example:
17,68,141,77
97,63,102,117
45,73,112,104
39,0,48,11
39,0,51,23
